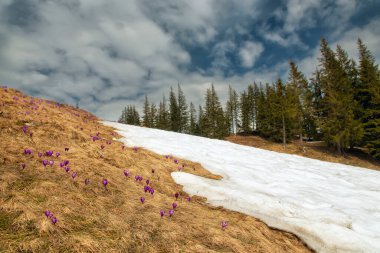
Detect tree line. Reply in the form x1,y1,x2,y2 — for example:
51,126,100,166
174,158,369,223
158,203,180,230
118,38,380,158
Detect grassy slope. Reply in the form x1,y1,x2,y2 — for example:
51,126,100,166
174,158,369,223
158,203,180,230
0,87,312,253
227,135,380,171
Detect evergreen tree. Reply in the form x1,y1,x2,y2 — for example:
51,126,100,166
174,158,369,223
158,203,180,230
142,95,151,127
189,102,198,135
198,105,204,136
357,39,380,158
177,84,189,133
150,103,157,128
118,107,127,123
169,87,180,132
240,90,251,133
226,85,239,134
157,95,170,130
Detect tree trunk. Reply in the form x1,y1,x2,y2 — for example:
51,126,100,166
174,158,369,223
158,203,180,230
282,112,286,148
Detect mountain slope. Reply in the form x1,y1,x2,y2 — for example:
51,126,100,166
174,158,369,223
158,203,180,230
0,87,311,252
105,122,380,253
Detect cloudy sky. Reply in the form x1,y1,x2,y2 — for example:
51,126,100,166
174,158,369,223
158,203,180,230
1,0,379,120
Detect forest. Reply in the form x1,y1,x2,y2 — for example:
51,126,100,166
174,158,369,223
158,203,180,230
118,38,380,158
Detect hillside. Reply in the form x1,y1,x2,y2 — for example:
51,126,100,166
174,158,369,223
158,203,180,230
226,135,380,171
0,87,312,252
106,121,380,253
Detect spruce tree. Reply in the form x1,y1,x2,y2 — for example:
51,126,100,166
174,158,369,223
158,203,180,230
169,87,180,132
357,39,380,158
240,90,251,133
142,95,151,127
150,103,157,128
177,84,189,133
189,102,198,135
226,85,239,134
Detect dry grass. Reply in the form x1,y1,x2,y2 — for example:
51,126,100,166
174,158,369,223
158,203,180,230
0,87,312,253
227,135,380,171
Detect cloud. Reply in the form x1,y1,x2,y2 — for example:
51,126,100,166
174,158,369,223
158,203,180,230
239,41,264,68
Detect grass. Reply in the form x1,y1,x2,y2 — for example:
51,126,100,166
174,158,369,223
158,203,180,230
226,135,380,171
0,87,312,252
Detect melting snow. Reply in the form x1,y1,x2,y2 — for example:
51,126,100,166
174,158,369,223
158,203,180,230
103,121,380,253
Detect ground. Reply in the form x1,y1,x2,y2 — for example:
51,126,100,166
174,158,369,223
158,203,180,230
0,87,312,252
226,135,380,171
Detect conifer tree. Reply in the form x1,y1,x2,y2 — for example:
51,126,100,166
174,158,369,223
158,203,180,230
240,90,251,133
189,102,198,134
177,84,189,133
357,39,380,157
142,95,151,127
157,95,170,130
150,103,157,128
169,87,180,132
118,107,127,123
226,85,239,134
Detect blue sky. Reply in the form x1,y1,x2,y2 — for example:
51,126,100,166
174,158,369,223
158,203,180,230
0,0,379,120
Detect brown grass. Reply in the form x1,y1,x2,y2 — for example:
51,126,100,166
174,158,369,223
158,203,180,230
0,87,312,252
226,135,380,171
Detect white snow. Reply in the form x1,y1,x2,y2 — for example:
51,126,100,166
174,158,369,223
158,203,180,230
103,121,380,253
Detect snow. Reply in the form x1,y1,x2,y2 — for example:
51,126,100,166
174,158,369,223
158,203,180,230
103,121,380,253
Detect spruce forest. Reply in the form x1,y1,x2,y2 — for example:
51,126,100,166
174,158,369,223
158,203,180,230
118,38,380,159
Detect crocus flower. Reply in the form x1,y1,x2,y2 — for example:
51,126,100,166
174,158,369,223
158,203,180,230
160,210,165,218
124,170,130,177
21,163,26,169
140,197,145,204
45,150,53,157
65,167,70,173
22,125,27,133
144,185,150,193
56,152,60,158
42,160,48,167
121,145,125,150
172,202,177,209
175,192,179,200
165,155,169,159
146,179,150,185
169,209,174,217
64,147,69,152
186,196,191,202
221,221,228,230
150,188,154,195
44,210,51,217
38,152,42,158
151,169,155,174
174,159,179,164
100,145,105,150
85,178,90,185
49,161,54,167
64,160,69,166
133,147,138,152
60,162,64,168
177,167,182,171
102,179,108,187
51,217,57,225
71,172,77,179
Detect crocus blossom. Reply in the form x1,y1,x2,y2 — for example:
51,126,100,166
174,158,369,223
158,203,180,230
71,172,77,179
133,147,138,152
160,210,165,218
140,197,145,204
44,210,51,218
45,150,53,157
174,159,179,164
22,125,27,133
175,192,179,200
102,179,108,187
150,188,154,195
42,160,48,167
65,167,70,173
169,209,174,217
221,221,228,230
146,179,150,185
51,217,57,225
29,132,33,138
21,163,26,169
172,202,177,209
56,152,60,157
144,186,150,193
60,162,64,168
38,152,42,158
64,160,69,166
121,145,125,150
101,145,105,150
186,196,191,202
49,161,54,167
85,178,90,185
124,170,130,177
64,147,69,152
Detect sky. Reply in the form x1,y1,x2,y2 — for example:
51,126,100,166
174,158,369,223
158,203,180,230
0,0,380,120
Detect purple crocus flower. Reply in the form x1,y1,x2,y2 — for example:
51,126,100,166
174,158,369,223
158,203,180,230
186,196,191,202
45,150,53,157
169,209,174,217
85,178,90,185
21,163,26,169
102,179,108,187
100,145,105,150
149,188,154,195
121,145,125,150
29,132,33,138
65,167,70,173
165,155,169,159
44,210,51,217
146,179,150,185
133,147,138,152
151,169,155,174
71,172,77,179
51,217,57,225
64,147,69,152
64,160,69,166
140,197,145,204
38,152,42,158
160,209,165,218
124,170,130,177
177,167,182,171
172,202,177,209
22,125,27,133
144,185,150,193
49,160,54,167
42,160,48,167
56,152,60,158
173,159,179,164
221,221,228,230
60,162,64,168
175,192,179,200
